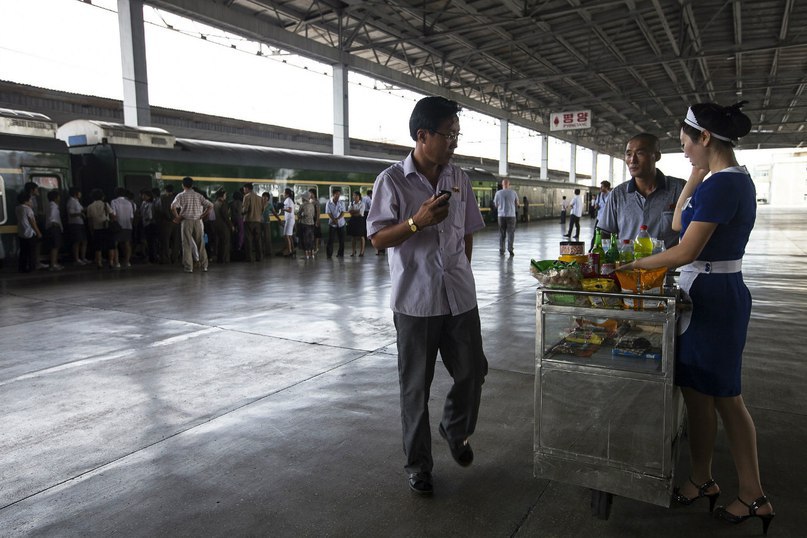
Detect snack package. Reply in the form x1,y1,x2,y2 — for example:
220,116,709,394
530,259,583,289
612,327,662,360
531,259,586,306
581,278,622,308
615,267,667,310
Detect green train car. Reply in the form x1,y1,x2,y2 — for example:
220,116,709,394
57,120,499,229
0,109,72,261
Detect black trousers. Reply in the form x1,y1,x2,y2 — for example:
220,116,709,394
566,214,580,239
326,225,345,257
393,307,488,474
18,236,37,272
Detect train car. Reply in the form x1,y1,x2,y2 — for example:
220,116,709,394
507,176,597,222
56,120,499,231
0,109,72,262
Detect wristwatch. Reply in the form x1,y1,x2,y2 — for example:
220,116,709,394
407,217,418,233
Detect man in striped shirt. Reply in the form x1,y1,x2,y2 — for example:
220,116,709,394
170,177,213,273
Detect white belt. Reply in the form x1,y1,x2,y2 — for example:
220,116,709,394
679,259,742,274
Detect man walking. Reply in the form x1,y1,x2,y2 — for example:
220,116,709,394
493,178,518,256
366,96,488,497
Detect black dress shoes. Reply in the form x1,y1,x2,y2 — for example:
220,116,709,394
439,423,473,467
408,471,433,495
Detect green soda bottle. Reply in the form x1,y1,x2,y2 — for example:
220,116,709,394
601,233,619,275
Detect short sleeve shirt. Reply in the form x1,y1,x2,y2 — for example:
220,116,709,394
493,188,518,217
67,197,84,225
366,152,485,317
681,167,756,261
598,170,686,249
171,189,212,221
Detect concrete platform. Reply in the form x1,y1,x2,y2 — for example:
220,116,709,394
1,207,805,537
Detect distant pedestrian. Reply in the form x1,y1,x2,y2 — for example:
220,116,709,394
325,188,346,258
15,191,41,273
564,189,582,240
560,196,568,225
493,179,518,256
44,190,64,271
66,187,89,265
171,176,212,273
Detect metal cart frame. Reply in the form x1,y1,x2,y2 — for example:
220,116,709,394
534,288,685,519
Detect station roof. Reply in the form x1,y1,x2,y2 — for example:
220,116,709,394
150,0,807,155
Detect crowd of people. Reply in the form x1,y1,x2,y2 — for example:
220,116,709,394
13,179,381,272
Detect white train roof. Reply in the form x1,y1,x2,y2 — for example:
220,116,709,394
56,120,176,148
0,108,58,138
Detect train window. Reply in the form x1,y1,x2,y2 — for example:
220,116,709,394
29,174,62,215
294,184,314,204
123,174,153,197
330,185,349,199
0,175,5,225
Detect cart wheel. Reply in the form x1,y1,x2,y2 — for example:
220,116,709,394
590,489,613,520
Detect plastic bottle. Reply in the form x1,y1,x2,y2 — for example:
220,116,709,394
619,239,633,264
633,225,653,259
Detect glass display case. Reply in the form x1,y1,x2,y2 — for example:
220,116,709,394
534,288,686,518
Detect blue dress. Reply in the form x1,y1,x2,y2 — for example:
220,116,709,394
676,167,756,397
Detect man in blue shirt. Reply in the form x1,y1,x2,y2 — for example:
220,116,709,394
493,178,518,256
367,96,488,496
598,133,686,249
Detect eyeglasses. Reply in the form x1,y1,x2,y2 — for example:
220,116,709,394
432,130,461,142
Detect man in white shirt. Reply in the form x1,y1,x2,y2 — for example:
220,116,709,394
325,188,346,258
493,179,518,256
564,188,583,240
110,187,136,268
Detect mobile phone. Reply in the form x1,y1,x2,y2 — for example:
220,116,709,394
437,189,452,206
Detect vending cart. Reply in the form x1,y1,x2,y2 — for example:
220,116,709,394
534,288,685,519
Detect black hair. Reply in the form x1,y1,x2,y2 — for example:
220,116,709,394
17,191,31,204
90,188,104,201
627,133,660,153
23,181,39,194
182,176,193,188
574,189,581,195
284,188,293,198
353,190,361,197
47,190,60,202
409,96,461,141
69,186,81,197
681,101,752,145
232,190,243,201
114,187,126,198
332,187,341,194
600,181,611,188
140,189,153,201
243,182,253,190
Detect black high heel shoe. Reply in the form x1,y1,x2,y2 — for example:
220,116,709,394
671,477,720,512
714,496,775,536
